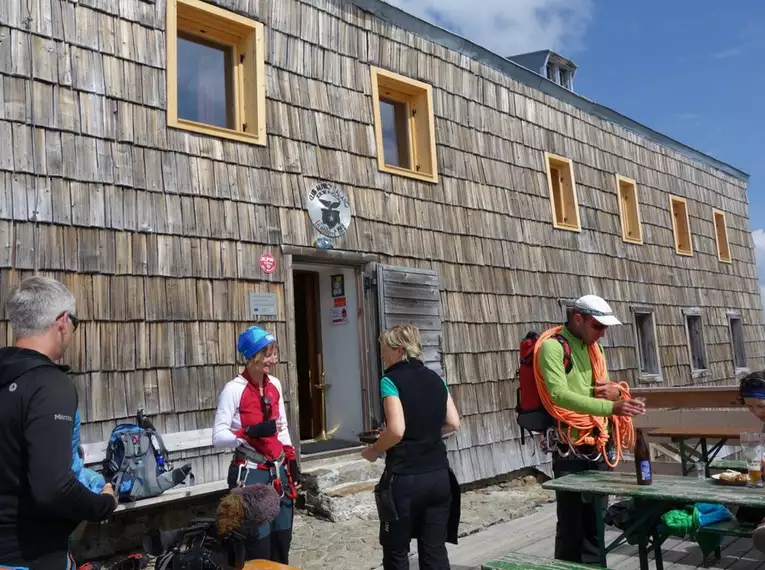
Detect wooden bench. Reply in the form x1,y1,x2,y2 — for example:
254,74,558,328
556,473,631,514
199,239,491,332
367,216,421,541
482,553,609,569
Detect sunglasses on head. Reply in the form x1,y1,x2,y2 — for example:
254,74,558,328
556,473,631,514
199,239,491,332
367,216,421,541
57,311,78,331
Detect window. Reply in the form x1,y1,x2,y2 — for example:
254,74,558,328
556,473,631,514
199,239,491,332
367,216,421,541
631,307,661,381
713,209,732,263
670,195,693,256
370,67,437,183
683,309,707,373
616,175,643,244
728,312,748,371
545,153,581,231
166,0,266,145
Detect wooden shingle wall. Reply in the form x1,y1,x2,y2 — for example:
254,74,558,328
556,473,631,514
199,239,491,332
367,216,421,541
0,0,762,484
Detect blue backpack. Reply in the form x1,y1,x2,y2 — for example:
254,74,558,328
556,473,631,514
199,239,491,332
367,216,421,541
102,409,194,502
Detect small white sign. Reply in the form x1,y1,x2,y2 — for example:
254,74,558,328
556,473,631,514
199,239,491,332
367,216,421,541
330,306,348,324
249,292,278,317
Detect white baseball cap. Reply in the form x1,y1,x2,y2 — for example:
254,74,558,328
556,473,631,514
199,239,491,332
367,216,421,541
572,295,622,327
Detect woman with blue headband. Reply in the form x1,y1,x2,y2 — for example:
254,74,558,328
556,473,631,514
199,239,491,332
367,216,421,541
212,325,300,564
737,371,765,551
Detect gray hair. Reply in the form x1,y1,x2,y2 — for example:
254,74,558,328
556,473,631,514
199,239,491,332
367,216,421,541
6,276,76,338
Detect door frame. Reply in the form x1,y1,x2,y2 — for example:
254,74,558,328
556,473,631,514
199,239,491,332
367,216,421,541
282,246,381,461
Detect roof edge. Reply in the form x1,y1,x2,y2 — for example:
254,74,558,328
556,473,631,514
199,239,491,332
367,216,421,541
350,0,750,182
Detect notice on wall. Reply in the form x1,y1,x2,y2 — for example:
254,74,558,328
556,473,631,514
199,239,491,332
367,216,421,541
249,292,278,317
330,305,348,324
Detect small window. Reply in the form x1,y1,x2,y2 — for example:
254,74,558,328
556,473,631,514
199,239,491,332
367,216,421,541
632,308,661,381
546,63,555,81
166,0,266,145
670,195,693,256
728,313,747,371
683,310,707,373
713,209,732,263
370,67,437,183
545,153,581,232
616,175,643,244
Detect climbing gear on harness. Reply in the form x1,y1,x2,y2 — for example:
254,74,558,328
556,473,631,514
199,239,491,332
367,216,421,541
532,325,635,467
232,447,298,500
514,330,573,445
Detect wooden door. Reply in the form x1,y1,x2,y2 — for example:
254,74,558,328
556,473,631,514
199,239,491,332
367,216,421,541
293,271,323,440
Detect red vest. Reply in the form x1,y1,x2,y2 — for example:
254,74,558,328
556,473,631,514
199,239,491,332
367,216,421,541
237,370,292,461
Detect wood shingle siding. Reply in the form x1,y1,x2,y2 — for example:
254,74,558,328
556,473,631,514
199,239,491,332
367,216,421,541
0,0,761,484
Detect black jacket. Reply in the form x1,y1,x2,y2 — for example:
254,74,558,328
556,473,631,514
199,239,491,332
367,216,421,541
0,347,116,568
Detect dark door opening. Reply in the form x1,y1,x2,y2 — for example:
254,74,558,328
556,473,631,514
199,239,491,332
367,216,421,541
294,270,323,440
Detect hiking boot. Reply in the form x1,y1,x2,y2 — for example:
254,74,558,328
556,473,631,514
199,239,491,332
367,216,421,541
752,521,765,552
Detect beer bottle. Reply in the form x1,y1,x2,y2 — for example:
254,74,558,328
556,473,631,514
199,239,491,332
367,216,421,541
634,428,653,486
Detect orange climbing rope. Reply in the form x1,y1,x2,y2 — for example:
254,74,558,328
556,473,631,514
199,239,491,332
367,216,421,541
532,325,635,467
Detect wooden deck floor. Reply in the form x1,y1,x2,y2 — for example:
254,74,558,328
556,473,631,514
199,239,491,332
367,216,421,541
510,505,765,570
407,504,765,570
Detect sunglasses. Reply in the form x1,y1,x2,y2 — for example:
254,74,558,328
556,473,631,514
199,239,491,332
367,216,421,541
57,311,79,331
261,395,273,420
584,316,606,331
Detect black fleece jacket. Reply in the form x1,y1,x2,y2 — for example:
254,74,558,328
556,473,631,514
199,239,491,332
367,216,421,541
0,347,116,568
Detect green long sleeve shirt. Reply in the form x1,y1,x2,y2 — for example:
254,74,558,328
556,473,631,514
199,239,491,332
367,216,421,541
538,327,615,417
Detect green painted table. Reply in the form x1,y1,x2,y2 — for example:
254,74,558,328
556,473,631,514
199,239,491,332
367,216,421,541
542,471,765,570
482,552,608,569
709,459,746,472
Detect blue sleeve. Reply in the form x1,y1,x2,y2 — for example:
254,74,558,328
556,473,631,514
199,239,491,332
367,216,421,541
380,376,399,399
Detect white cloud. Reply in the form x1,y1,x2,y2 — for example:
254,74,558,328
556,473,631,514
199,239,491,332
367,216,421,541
712,47,743,59
753,229,765,252
753,229,765,313
381,0,594,57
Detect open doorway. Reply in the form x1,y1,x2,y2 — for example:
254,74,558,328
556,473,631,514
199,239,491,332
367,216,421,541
293,265,365,456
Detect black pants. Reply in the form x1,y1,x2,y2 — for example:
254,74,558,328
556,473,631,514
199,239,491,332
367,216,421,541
379,468,452,570
552,454,610,563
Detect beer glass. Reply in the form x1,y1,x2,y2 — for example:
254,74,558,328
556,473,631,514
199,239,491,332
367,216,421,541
741,432,764,487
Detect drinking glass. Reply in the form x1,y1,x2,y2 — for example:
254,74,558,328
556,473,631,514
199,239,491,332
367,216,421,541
741,432,764,487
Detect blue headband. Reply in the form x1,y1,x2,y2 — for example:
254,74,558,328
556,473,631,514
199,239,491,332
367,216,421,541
743,389,765,400
237,325,276,361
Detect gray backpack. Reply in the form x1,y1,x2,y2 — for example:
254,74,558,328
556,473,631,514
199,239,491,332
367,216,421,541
102,410,194,502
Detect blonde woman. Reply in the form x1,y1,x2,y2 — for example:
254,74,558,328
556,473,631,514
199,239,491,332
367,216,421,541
362,324,461,570
212,325,300,564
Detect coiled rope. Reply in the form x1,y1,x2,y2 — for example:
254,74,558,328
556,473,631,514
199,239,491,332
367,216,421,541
533,325,635,467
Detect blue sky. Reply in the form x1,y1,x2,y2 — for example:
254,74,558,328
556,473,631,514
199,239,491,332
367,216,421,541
385,0,765,297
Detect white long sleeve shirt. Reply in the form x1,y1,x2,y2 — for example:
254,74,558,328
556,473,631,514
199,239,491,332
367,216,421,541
212,374,293,468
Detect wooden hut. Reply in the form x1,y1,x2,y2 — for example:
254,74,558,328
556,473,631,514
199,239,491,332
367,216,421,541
0,0,762,489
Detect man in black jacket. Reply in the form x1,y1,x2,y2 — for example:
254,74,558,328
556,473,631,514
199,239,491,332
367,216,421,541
0,276,117,570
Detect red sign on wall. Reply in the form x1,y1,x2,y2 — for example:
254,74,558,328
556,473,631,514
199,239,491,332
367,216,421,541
259,253,276,274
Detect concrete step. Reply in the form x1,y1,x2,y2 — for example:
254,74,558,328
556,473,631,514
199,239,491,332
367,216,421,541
300,455,384,522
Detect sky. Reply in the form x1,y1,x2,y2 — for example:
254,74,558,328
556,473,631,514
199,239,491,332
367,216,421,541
384,0,765,301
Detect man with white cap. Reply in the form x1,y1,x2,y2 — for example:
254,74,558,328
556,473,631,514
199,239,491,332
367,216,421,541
537,294,645,563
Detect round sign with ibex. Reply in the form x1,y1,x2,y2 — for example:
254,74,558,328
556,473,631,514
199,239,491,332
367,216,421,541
306,182,351,239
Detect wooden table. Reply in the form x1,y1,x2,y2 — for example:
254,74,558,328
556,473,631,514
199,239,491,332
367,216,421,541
648,427,743,477
542,471,765,570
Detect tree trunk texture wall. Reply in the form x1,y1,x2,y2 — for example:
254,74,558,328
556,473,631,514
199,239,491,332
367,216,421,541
0,0,762,484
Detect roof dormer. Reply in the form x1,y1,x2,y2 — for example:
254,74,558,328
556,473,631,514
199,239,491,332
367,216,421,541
506,50,577,92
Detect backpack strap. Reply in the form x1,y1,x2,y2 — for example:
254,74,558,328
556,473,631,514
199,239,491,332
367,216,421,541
552,334,574,375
